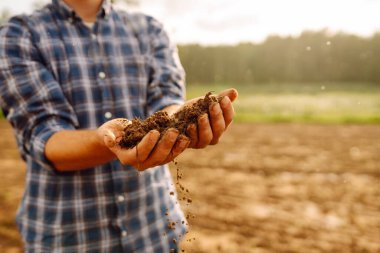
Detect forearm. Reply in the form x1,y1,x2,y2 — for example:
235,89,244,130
45,105,182,172
45,129,115,171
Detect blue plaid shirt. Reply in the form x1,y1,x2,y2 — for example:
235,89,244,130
0,0,186,252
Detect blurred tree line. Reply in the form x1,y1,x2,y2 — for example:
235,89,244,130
179,30,380,84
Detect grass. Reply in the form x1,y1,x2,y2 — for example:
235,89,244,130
1,82,379,124
186,82,380,124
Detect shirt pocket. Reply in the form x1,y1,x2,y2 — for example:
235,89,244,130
109,54,149,119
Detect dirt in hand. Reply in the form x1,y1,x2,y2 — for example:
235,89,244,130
119,92,219,149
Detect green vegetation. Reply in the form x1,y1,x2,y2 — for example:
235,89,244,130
179,30,380,84
1,83,379,124
186,82,380,124
178,30,380,123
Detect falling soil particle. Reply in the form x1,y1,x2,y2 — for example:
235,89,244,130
167,221,176,230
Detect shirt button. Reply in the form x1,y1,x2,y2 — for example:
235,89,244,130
104,112,113,119
121,230,128,237
98,71,106,79
117,195,125,202
91,33,97,40
68,17,74,24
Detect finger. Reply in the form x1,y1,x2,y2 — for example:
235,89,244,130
98,118,129,146
162,135,190,164
143,128,179,167
109,130,160,168
196,114,213,149
217,88,238,102
220,96,235,128
114,129,125,144
186,124,198,148
135,130,161,162
209,102,226,145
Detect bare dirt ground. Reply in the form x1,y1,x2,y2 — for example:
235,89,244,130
0,120,379,253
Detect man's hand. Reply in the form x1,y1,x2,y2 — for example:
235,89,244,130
185,88,238,148
97,88,237,170
97,119,190,171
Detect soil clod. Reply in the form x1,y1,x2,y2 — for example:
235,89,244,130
119,92,219,149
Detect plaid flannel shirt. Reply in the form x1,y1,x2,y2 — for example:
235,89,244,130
0,0,186,252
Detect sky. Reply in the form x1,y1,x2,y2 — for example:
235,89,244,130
1,0,379,45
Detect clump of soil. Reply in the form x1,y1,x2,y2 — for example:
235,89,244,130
119,92,219,149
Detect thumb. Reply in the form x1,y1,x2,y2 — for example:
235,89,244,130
104,129,117,148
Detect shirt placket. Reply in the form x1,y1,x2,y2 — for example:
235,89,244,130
89,20,132,250
90,21,114,122
110,165,133,250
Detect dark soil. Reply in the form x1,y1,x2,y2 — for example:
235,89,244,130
119,92,219,149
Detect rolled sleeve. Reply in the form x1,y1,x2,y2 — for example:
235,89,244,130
29,118,76,169
145,15,186,115
0,16,78,170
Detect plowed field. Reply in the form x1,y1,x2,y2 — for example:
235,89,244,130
1,121,379,253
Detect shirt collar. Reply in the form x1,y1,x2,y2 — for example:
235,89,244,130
52,0,112,21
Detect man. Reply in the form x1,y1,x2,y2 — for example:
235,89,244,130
0,0,237,252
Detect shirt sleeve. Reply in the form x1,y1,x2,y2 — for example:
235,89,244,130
144,15,186,115
0,16,79,170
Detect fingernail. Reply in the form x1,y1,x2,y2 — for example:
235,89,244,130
169,128,179,134
200,113,208,122
179,135,190,143
168,128,179,141
211,102,221,114
221,96,230,107
104,136,114,148
187,124,196,132
179,138,190,149
150,130,160,136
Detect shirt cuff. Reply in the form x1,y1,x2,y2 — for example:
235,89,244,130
29,118,76,171
147,94,184,115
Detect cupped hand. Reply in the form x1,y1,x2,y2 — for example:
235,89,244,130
97,119,190,171
185,88,238,149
